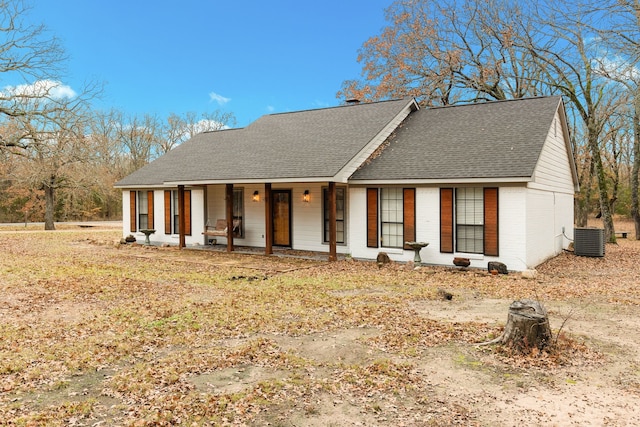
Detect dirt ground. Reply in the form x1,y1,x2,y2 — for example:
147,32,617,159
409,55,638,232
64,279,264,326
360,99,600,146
0,221,639,426
208,285,640,426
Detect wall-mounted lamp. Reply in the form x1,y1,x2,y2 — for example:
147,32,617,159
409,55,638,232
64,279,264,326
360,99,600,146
302,190,310,203
252,190,260,202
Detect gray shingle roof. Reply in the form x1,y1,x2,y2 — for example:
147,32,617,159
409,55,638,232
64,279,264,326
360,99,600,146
115,98,414,187
350,96,563,181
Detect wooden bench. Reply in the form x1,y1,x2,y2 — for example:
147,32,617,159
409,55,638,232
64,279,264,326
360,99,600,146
615,231,630,239
203,219,241,239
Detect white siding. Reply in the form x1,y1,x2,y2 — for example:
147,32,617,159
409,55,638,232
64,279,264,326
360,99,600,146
525,188,573,268
122,191,132,237
497,187,528,270
523,108,575,267
349,186,532,271
205,184,265,247
349,187,439,264
188,188,206,245
420,186,529,271
530,111,575,194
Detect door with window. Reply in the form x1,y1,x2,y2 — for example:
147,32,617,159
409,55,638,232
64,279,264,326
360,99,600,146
272,190,291,246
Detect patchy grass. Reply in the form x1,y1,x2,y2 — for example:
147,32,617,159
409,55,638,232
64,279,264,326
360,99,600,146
0,228,639,425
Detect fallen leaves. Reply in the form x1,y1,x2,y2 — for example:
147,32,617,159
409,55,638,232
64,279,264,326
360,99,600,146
0,228,639,425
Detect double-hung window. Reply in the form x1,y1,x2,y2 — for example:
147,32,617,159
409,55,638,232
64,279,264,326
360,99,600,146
366,188,416,249
164,189,192,235
440,187,498,256
130,190,154,232
171,191,180,233
381,188,404,248
455,188,484,253
323,186,345,244
233,188,244,237
138,191,149,230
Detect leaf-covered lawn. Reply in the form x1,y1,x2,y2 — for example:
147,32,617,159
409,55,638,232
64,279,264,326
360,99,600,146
0,228,638,425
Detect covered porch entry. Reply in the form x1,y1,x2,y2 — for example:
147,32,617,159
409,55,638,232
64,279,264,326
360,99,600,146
177,182,342,261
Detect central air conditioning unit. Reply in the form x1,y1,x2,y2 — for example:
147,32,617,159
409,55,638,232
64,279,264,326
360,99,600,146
574,227,605,257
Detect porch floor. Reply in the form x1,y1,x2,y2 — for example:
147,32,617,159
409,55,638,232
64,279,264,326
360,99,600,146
191,243,346,261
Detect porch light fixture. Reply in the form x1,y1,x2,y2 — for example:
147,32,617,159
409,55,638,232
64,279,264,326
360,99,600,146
252,190,260,202
303,190,310,203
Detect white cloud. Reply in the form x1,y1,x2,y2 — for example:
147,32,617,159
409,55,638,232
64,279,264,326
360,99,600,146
209,91,230,105
596,56,640,81
266,105,275,113
195,118,229,132
3,79,77,99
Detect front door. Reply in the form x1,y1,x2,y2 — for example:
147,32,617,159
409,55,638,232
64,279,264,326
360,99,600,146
272,190,291,247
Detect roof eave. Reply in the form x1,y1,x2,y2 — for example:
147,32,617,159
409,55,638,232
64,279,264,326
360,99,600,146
114,183,167,189
164,176,346,186
347,177,533,185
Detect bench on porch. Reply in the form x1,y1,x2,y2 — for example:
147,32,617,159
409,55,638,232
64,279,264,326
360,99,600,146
203,219,241,240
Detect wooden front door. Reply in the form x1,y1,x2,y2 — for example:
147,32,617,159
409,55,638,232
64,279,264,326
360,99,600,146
272,190,291,247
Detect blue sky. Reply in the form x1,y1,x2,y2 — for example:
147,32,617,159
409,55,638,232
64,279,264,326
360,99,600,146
22,1,392,127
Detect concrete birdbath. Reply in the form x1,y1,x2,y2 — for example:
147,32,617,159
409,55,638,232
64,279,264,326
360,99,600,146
140,229,156,245
405,241,429,264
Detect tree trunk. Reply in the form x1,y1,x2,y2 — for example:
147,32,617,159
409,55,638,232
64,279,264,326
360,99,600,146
632,92,640,240
44,181,55,231
575,154,593,228
588,123,616,243
574,194,589,228
482,299,552,351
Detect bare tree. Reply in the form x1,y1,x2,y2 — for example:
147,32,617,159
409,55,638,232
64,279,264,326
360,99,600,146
159,110,236,156
6,83,95,230
113,112,162,174
514,1,621,241
0,0,66,147
588,0,640,238
338,0,549,106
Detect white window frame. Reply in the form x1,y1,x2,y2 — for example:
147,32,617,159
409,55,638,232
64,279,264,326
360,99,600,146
380,187,404,249
138,191,149,230
322,186,346,245
455,187,484,254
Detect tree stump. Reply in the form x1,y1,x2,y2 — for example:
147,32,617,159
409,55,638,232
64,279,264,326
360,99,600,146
482,299,552,351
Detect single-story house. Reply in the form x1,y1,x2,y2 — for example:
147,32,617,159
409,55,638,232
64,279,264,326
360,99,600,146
115,96,577,271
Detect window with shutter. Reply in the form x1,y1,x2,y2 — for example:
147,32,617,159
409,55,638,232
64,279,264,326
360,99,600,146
163,189,192,235
366,188,416,249
440,187,499,256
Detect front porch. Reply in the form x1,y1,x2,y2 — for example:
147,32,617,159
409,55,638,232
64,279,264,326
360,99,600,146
194,182,344,262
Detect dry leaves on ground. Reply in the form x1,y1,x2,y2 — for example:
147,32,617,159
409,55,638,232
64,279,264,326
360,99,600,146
0,227,638,426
